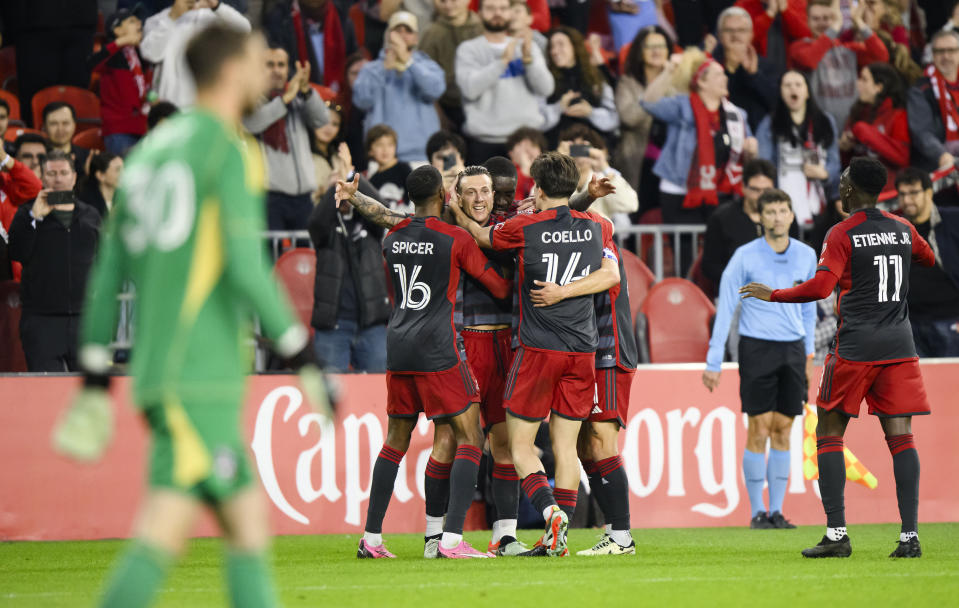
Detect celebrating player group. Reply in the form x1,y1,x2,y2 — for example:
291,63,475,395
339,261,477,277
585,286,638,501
50,27,935,608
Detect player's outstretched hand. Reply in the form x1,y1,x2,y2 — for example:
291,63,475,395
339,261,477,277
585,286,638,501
530,280,566,307
739,282,773,301
51,387,114,462
586,175,616,200
702,370,721,392
335,173,360,203
298,364,338,420
515,197,535,213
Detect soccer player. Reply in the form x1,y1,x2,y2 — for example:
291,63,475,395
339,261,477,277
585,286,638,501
450,152,620,557
529,209,639,555
703,189,817,530
52,25,332,608
341,165,528,557
741,157,936,559
350,165,511,559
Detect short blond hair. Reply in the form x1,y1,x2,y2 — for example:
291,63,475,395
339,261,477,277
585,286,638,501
672,47,710,93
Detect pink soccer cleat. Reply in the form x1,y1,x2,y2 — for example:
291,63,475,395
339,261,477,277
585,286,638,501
357,538,396,559
437,540,495,558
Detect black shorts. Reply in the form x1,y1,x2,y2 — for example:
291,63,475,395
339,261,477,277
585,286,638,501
738,336,805,417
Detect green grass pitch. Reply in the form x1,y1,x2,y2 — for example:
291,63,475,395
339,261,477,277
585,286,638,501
2,524,958,607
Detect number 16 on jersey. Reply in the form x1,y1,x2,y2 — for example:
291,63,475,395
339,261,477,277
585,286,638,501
393,263,432,310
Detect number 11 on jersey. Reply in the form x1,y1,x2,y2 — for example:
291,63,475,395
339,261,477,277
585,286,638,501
873,254,903,303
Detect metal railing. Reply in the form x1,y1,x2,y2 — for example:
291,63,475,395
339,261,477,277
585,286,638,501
108,225,708,369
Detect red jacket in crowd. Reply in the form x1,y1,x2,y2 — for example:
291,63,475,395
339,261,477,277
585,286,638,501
0,161,43,233
788,28,889,71
736,0,811,57
847,98,910,191
89,42,152,137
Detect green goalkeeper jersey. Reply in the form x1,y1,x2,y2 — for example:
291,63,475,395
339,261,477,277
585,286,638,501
80,109,302,406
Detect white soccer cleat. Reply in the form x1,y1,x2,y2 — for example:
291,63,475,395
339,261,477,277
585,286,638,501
576,534,636,556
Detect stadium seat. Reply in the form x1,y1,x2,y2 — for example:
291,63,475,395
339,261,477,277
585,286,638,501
4,126,44,143
0,90,21,121
635,278,715,363
274,247,316,330
620,249,655,323
0,280,28,372
72,128,104,152
31,86,101,130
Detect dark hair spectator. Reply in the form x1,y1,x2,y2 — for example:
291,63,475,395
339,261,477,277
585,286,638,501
312,100,347,192
455,0,554,164
365,124,414,213
0,136,44,267
79,153,122,218
616,25,674,213
308,175,391,373
262,0,358,93
506,126,548,199
341,52,371,173
757,69,840,227
426,130,467,193
558,124,639,224
895,164,959,357
12,134,50,181
541,26,619,146
840,62,909,193
147,101,178,131
41,103,90,179
7,147,101,371
88,7,151,156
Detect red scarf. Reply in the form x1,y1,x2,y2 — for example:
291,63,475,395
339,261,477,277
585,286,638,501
685,92,727,208
927,64,959,142
261,90,289,153
122,46,148,114
293,1,347,93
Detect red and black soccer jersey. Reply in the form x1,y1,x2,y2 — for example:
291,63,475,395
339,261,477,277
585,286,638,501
490,205,615,353
460,242,514,327
383,216,510,373
817,208,935,363
595,242,638,370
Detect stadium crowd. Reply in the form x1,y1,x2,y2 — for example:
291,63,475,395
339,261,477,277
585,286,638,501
0,0,958,373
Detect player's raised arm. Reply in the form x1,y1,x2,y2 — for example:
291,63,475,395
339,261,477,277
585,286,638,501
335,173,407,229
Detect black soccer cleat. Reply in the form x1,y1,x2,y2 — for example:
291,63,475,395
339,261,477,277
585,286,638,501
750,512,774,529
802,535,852,558
769,511,797,529
889,537,922,558
518,544,549,557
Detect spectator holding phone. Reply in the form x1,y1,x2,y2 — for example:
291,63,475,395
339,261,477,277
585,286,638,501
756,69,840,226
426,130,467,193
541,26,619,147
7,151,101,372
559,123,639,227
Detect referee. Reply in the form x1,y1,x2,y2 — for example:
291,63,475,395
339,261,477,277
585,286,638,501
702,189,817,529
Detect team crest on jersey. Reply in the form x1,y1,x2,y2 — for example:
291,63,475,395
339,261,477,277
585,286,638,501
493,222,506,231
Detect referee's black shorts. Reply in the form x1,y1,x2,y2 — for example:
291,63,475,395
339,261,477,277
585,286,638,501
737,336,806,417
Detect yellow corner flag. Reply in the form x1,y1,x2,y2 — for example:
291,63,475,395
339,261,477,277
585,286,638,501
802,403,878,489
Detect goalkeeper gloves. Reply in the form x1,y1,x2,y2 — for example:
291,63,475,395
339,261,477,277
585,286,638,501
51,374,114,462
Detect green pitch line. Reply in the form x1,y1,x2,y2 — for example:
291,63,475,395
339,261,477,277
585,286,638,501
2,524,957,607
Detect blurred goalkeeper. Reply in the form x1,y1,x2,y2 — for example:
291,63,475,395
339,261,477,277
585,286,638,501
52,24,333,608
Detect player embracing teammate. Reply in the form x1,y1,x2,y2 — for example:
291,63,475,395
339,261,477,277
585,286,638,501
451,152,621,556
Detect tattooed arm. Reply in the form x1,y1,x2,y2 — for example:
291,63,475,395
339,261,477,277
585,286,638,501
334,174,407,228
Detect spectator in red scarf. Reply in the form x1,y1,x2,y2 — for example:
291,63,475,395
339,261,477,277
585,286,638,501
264,0,360,94
908,30,959,175
840,61,909,192
0,144,44,234
89,8,152,156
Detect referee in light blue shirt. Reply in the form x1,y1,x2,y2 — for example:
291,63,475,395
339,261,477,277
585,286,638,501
702,188,817,530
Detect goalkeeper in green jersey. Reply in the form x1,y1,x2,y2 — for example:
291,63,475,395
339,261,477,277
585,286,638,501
52,24,333,608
